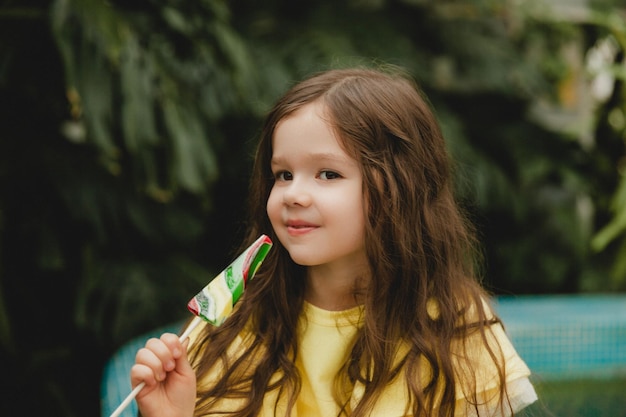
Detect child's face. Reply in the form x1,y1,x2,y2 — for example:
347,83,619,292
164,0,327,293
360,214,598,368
267,102,367,273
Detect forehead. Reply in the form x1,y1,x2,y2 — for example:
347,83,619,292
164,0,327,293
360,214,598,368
271,103,345,154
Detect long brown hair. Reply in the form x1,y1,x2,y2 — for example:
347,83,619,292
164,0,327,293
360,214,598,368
189,66,509,417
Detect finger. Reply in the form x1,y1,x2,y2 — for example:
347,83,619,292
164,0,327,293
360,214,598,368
156,334,194,380
131,361,157,387
173,338,194,375
144,336,177,373
134,344,169,382
159,333,186,362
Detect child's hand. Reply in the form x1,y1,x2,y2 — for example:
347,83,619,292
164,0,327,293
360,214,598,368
131,333,197,417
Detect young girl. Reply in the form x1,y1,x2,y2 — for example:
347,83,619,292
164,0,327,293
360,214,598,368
131,67,538,417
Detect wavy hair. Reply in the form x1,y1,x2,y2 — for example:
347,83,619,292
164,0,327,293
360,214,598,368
188,67,509,417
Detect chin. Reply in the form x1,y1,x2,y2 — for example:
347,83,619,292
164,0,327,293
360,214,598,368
288,256,317,266
285,250,319,266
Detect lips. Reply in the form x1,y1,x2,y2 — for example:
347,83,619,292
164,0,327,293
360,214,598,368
285,220,318,235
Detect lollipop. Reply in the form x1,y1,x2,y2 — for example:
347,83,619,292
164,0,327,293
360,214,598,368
187,234,272,325
109,235,273,417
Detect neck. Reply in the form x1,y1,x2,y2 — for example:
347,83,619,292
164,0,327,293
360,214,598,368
304,262,368,311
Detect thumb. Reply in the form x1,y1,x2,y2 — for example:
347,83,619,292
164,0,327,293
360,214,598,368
175,338,194,376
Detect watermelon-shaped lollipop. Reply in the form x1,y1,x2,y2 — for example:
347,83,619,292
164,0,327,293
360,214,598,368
187,234,272,325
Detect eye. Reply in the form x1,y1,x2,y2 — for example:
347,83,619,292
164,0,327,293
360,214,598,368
319,170,341,180
274,171,293,181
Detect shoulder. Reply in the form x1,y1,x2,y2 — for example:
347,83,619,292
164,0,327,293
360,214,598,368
450,298,537,414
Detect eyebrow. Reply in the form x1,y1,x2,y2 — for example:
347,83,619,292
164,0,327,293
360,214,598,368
270,152,353,166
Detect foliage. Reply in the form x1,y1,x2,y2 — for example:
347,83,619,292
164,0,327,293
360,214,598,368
585,13,626,287
519,377,626,417
0,0,625,416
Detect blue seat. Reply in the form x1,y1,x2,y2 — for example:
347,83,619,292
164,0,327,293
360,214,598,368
494,294,626,380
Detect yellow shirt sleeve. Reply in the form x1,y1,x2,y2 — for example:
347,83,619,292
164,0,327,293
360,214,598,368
451,321,537,416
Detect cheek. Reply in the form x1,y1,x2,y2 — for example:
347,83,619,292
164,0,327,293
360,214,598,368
352,204,367,239
352,190,367,237
266,188,280,222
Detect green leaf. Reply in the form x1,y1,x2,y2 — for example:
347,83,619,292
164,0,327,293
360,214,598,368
119,34,159,153
163,99,218,193
592,175,626,251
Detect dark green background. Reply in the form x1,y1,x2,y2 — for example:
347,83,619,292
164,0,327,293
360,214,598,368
1,0,625,416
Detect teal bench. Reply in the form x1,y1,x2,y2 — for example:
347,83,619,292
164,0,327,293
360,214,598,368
494,294,626,380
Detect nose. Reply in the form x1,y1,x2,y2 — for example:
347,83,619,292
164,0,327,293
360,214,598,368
282,179,312,207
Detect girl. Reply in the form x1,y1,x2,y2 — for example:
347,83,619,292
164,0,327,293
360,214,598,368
131,67,538,417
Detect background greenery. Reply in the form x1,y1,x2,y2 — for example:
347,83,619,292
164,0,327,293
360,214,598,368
1,0,625,416
519,378,626,417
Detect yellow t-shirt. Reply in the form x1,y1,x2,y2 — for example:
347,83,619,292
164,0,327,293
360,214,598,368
190,301,537,417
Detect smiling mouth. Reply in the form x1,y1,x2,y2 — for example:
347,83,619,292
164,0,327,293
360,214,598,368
286,222,318,234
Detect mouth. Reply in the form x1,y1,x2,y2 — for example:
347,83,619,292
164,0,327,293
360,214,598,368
285,220,318,235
